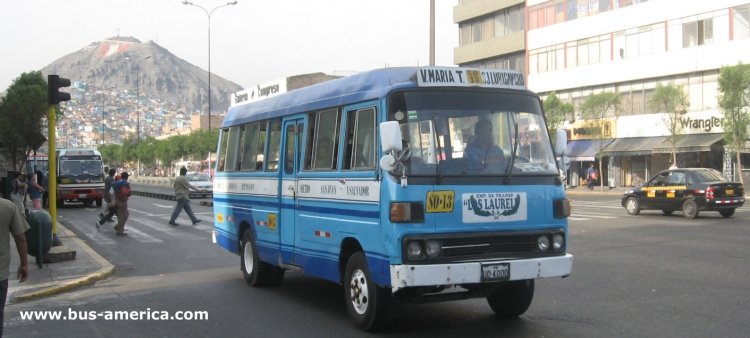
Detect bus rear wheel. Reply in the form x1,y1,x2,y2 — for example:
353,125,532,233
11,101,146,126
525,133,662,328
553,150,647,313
344,252,390,331
96,198,103,208
240,230,284,286
487,279,534,318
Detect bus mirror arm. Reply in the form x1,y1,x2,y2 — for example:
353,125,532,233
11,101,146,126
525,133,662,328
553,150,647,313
379,147,410,187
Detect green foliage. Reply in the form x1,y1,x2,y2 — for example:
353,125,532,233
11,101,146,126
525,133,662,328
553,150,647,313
718,63,750,184
98,130,219,171
719,63,750,145
543,92,573,139
580,92,620,121
649,84,689,164
0,71,50,170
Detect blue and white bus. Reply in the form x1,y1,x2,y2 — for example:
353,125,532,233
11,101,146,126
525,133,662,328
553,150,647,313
212,67,573,331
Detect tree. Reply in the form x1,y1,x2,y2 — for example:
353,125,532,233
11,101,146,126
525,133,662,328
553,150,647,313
718,63,750,185
580,91,620,191
0,71,50,171
543,92,573,148
648,84,689,166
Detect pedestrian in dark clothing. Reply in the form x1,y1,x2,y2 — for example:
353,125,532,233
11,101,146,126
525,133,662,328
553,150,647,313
586,163,597,190
96,168,118,230
27,173,45,210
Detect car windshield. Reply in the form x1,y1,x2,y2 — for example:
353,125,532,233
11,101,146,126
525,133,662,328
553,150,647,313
186,173,210,181
387,90,557,177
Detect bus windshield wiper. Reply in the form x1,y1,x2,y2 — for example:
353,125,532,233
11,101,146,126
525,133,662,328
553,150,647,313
504,119,519,184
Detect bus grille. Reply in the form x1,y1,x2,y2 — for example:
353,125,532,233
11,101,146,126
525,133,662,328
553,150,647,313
403,231,566,264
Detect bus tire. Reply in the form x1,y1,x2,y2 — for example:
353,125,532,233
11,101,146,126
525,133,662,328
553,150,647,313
344,252,390,331
96,198,103,208
487,279,534,318
57,199,64,208
240,230,284,286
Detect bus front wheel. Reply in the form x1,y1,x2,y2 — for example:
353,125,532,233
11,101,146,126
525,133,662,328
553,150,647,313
487,279,534,318
344,252,390,331
240,230,283,286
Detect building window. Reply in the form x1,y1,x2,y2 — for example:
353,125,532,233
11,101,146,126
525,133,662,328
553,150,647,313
459,5,524,45
682,18,714,47
735,4,750,39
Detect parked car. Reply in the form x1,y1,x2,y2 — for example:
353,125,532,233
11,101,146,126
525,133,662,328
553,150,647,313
621,168,745,219
186,172,213,198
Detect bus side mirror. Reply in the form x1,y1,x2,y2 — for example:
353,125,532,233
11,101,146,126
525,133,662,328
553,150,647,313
379,121,402,154
554,129,567,156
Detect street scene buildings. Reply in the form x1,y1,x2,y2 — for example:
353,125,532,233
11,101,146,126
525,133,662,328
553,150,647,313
454,0,750,186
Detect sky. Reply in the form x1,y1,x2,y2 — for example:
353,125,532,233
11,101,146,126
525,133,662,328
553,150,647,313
0,0,459,91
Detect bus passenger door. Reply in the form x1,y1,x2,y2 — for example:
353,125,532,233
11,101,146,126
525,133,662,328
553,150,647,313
279,117,306,265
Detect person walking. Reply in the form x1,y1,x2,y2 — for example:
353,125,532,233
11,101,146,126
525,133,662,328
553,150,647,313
112,172,132,236
10,173,27,216
26,172,45,210
1,198,30,336
168,167,203,226
95,168,118,231
586,163,597,190
40,171,49,209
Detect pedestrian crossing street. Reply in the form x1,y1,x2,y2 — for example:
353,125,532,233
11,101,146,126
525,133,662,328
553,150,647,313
568,200,624,221
62,208,215,245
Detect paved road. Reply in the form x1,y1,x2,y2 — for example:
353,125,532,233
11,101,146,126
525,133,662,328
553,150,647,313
4,194,750,337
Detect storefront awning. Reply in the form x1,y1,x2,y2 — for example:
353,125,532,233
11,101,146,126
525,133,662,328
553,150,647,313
652,133,724,153
601,136,669,156
565,139,614,161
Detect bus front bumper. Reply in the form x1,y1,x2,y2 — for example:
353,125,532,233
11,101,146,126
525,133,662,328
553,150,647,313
389,254,573,292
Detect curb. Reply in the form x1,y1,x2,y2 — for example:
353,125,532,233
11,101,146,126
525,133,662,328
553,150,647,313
10,223,116,303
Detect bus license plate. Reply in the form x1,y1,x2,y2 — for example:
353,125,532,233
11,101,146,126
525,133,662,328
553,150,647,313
481,263,510,282
426,191,455,213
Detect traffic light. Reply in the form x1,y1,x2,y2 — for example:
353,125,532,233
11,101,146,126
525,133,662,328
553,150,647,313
48,74,71,105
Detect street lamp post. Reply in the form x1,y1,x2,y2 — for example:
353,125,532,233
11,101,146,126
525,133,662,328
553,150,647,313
182,0,238,132
135,55,151,141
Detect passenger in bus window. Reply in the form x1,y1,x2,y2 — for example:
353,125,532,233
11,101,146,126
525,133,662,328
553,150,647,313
464,122,506,170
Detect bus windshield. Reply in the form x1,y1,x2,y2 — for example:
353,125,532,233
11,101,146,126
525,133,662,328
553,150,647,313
59,159,104,183
388,90,558,177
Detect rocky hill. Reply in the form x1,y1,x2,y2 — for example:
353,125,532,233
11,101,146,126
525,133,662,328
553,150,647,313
41,36,242,113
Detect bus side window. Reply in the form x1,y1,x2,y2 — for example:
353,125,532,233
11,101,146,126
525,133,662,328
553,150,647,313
265,119,282,171
344,107,376,170
240,122,262,171
223,126,242,172
217,128,229,172
309,109,340,171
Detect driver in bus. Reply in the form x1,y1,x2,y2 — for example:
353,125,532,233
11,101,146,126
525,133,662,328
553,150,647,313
464,121,507,171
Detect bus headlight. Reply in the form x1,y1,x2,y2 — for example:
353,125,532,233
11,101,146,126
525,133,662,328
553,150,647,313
406,241,423,260
552,234,564,250
425,240,442,258
537,236,550,251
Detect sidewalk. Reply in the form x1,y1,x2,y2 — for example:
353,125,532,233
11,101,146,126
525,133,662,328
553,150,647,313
6,221,115,304
564,185,626,197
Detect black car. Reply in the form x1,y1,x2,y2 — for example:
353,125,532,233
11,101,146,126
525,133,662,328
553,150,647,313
621,168,745,218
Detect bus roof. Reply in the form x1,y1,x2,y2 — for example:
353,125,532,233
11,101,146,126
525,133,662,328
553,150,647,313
57,148,101,156
222,67,526,128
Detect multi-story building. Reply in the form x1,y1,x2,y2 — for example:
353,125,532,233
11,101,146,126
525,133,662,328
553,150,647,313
454,0,750,186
